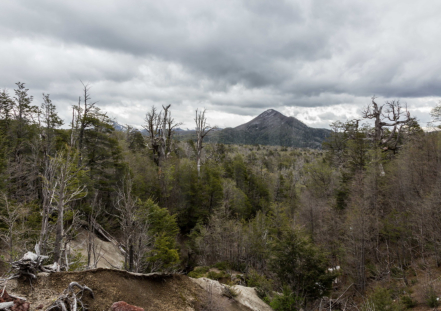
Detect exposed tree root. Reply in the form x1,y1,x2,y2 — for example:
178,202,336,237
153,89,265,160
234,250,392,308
47,282,94,311
4,252,56,281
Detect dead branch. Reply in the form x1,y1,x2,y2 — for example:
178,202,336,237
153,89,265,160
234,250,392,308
47,282,94,311
362,98,411,151
2,250,57,281
0,302,14,310
195,108,218,177
143,105,181,166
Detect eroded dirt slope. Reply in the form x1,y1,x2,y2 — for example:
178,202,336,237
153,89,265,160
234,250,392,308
6,268,253,311
68,229,125,269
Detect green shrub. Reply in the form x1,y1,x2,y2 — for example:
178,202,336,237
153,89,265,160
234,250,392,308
270,287,302,311
426,286,439,308
400,295,417,309
207,270,227,280
188,266,209,278
246,269,267,287
269,229,336,302
196,266,210,273
230,262,246,273
214,261,230,271
363,287,401,311
246,269,273,300
68,251,87,271
146,234,180,272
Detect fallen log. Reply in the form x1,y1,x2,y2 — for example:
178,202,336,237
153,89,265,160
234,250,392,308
89,219,127,255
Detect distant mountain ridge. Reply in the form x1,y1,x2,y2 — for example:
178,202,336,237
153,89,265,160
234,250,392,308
112,109,331,148
213,109,330,148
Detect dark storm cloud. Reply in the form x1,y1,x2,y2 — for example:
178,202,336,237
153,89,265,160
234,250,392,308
0,0,340,85
0,0,440,128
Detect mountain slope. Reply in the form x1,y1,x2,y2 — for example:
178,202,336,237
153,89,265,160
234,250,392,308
214,109,330,148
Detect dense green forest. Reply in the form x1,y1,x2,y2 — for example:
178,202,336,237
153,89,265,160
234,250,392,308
2,82,441,310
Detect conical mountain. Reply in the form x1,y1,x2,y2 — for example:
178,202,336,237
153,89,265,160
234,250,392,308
215,109,330,148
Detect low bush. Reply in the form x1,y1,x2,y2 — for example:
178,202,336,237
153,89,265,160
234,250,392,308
426,286,439,308
188,266,209,278
362,287,401,311
270,287,302,311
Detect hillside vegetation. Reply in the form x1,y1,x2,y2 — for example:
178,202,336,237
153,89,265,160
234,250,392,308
2,83,441,311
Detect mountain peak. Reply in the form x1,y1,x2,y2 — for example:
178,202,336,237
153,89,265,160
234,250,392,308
236,108,304,131
217,108,330,148
258,109,283,118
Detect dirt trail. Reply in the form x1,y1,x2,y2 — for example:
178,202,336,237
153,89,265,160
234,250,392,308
6,268,254,311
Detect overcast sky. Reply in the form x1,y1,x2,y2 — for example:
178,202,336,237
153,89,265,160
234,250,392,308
1,0,440,129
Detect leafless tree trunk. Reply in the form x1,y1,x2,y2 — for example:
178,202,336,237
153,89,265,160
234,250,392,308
113,176,153,272
143,105,181,167
86,194,104,269
195,109,217,177
362,98,411,152
42,149,87,269
114,177,137,271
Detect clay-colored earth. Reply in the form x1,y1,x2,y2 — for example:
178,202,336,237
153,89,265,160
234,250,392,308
5,268,255,311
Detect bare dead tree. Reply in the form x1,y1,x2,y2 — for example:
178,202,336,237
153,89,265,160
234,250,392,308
362,98,411,152
70,101,81,148
39,155,57,256
114,177,137,271
86,195,104,269
62,210,82,271
144,106,161,165
143,105,181,167
158,105,171,166
195,109,217,177
113,176,153,272
42,148,87,270
428,100,441,130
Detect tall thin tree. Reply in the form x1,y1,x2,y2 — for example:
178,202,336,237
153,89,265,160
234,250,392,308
195,108,217,177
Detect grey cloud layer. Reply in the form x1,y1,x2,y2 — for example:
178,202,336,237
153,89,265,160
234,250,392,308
0,0,440,128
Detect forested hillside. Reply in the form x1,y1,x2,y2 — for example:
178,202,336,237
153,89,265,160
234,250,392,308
2,83,441,311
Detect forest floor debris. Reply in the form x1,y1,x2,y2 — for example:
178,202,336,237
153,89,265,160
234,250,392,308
46,282,94,311
0,290,29,311
3,252,56,281
3,268,257,311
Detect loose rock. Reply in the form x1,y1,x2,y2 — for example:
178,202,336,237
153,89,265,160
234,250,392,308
0,291,29,311
110,301,145,311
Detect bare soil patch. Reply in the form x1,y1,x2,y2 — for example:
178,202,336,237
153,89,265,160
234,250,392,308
6,268,253,311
